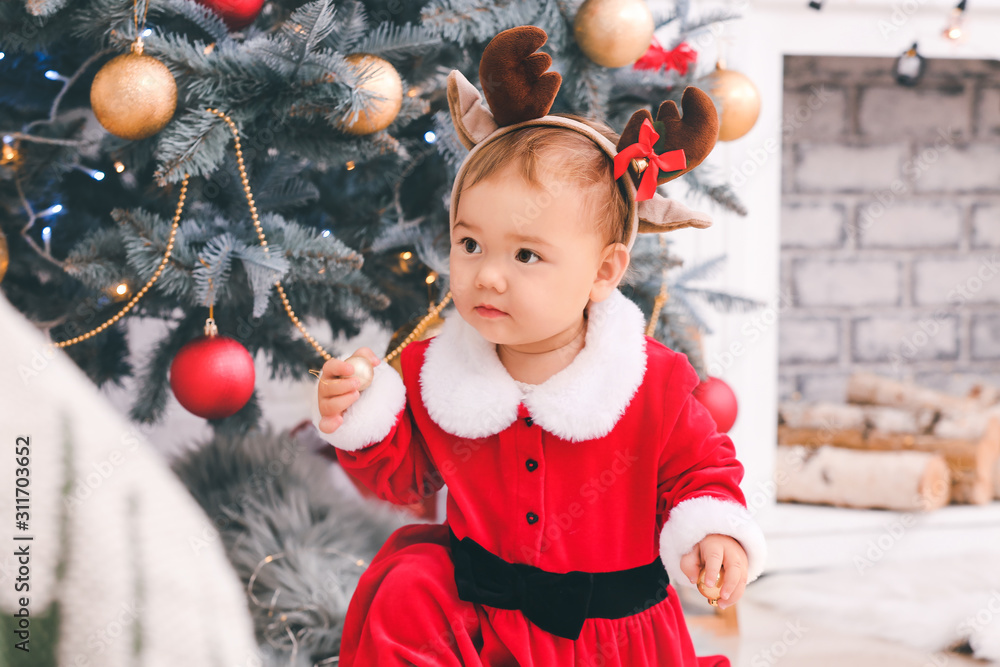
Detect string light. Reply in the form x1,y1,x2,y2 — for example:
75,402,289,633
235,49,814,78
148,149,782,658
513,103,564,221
41,226,52,242
115,282,129,295
407,87,419,98
401,251,412,260
114,161,126,173
38,204,62,218
0,52,5,60
423,130,437,143
346,160,356,170
44,70,67,82
320,229,331,237
425,272,437,285
76,165,105,180
142,28,152,37
942,0,967,40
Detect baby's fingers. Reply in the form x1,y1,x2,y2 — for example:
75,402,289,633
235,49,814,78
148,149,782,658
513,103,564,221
679,549,703,585
317,414,343,434
719,560,746,606
319,390,360,416
319,357,356,381
318,375,363,399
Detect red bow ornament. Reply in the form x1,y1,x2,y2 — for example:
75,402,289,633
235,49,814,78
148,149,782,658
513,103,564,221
613,118,687,201
634,39,698,76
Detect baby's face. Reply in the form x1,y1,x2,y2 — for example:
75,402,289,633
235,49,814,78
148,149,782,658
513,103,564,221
449,164,609,346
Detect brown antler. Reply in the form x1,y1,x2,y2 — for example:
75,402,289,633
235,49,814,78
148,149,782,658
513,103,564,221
616,87,719,185
479,25,561,127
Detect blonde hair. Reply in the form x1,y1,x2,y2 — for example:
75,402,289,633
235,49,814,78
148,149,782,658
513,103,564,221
455,113,630,249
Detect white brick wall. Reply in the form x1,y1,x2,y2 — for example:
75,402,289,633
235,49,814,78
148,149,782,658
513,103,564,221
781,203,845,248
913,255,1000,305
913,143,1000,192
779,55,1000,401
779,318,840,363
852,315,959,362
972,204,1000,247
859,86,971,139
795,143,907,192
857,203,962,248
793,258,901,307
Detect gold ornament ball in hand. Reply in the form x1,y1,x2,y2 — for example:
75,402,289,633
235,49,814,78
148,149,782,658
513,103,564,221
90,43,178,140
697,565,725,607
338,54,403,135
344,355,374,391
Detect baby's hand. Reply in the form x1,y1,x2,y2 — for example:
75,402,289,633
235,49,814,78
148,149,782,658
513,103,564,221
316,347,380,434
679,534,748,609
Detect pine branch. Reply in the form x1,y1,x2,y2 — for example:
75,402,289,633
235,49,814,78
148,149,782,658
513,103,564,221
153,108,232,185
352,21,442,60
675,254,726,284
192,232,238,307
674,286,764,314
320,0,367,54
420,0,538,43
233,243,290,318
681,168,748,217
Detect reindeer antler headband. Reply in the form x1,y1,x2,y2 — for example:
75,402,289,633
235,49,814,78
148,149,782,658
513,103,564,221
448,25,721,253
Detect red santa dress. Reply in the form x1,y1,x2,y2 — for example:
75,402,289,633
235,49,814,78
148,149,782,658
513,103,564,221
311,288,767,666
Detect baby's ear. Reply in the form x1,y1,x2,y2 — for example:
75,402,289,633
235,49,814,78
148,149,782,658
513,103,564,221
447,70,499,150
637,194,712,233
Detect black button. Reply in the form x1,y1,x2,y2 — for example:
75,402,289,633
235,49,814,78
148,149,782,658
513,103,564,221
526,512,539,524
525,459,538,472
524,416,534,426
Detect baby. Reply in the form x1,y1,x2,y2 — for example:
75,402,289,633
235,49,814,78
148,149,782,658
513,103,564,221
313,26,765,667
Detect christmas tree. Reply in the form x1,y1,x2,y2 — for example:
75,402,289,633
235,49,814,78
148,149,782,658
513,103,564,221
0,0,758,436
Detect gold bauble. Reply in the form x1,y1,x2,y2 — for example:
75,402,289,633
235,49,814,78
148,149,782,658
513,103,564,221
90,43,178,141
0,228,8,284
386,311,445,377
709,65,761,142
698,565,725,606
344,355,375,391
339,54,403,135
573,0,655,68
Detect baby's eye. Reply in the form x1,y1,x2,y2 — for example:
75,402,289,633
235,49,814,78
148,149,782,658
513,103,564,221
516,248,541,264
459,237,481,254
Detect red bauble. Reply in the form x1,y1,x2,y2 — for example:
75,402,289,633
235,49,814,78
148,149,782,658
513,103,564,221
169,335,255,419
693,376,738,433
196,0,264,30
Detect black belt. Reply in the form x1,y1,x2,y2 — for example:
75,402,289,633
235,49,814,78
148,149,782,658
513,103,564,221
448,528,670,640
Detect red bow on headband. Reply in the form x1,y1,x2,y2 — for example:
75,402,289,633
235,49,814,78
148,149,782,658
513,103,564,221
613,118,687,201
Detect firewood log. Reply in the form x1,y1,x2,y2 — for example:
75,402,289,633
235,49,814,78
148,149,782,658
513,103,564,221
779,401,935,434
846,372,983,414
778,416,1000,505
775,445,950,511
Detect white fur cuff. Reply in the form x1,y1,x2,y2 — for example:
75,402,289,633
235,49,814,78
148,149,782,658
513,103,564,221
311,361,407,452
659,495,767,590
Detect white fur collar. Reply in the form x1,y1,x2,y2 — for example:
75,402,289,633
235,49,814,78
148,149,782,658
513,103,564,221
419,288,648,442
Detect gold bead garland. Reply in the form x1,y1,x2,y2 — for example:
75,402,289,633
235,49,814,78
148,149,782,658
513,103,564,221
49,107,447,370
51,175,189,348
